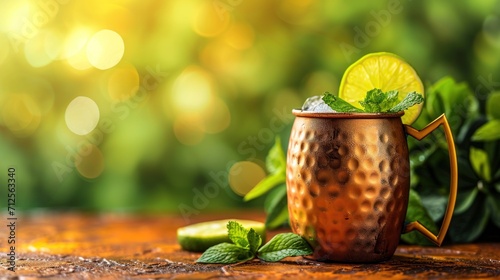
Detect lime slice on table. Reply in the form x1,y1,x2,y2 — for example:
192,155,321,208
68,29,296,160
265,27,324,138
339,52,425,125
177,219,266,252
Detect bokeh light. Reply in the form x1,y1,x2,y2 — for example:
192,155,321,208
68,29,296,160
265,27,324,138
170,66,214,112
0,1,30,34
229,161,266,196
192,1,230,37
86,29,124,70
224,22,255,50
65,96,100,136
24,31,54,68
76,144,105,179
201,97,231,134
1,93,41,137
44,30,64,61
167,65,230,144
199,39,242,76
173,114,205,146
64,28,93,70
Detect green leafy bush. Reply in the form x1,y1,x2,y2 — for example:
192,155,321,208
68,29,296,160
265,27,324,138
410,77,500,243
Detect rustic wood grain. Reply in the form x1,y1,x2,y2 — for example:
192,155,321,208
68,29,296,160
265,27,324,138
1,212,499,279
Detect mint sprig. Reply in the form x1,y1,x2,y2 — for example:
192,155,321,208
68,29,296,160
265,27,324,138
322,88,423,113
360,88,399,112
197,243,254,263
227,221,253,248
388,91,424,113
257,233,313,262
322,93,363,113
196,221,312,264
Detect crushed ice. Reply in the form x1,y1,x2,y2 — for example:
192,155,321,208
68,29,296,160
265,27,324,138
301,95,336,112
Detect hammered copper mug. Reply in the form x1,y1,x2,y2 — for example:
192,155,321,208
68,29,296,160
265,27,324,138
286,111,458,263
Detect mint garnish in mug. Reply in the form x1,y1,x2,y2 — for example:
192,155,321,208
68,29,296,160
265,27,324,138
196,221,312,264
322,88,424,113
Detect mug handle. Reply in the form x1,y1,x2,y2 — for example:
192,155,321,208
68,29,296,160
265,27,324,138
402,114,458,246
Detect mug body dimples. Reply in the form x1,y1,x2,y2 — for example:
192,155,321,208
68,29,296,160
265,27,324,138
286,111,410,263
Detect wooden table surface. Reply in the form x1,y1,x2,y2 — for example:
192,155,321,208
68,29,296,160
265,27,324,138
1,211,499,279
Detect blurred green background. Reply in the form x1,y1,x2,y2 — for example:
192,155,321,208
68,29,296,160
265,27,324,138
1,0,499,215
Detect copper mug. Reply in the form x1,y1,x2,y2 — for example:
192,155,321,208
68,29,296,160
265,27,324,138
286,111,458,263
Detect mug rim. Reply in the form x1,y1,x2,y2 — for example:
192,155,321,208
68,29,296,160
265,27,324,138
292,109,405,119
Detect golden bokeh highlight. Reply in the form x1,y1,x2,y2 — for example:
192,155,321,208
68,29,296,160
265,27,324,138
173,114,204,146
107,64,140,101
224,22,255,50
192,1,230,37
76,144,105,179
67,50,92,71
167,64,231,142
65,96,100,136
229,161,267,196
201,97,231,134
24,31,54,68
170,96,231,145
1,93,41,137
63,28,91,58
170,66,214,112
44,30,64,61
86,29,124,70
23,29,64,67
0,1,30,33
199,39,242,75
64,28,93,70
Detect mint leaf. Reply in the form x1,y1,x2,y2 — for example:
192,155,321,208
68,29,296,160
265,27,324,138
196,243,253,264
266,137,286,175
264,184,289,229
322,93,364,113
360,88,398,112
382,90,399,110
257,233,313,262
389,91,424,113
244,172,285,201
227,221,249,248
247,228,262,255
